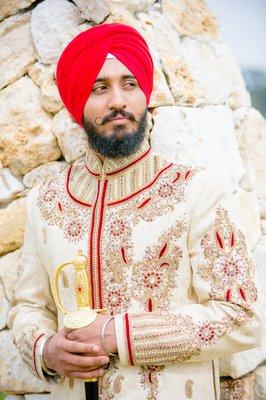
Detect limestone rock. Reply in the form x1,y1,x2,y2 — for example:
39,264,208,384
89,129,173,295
28,62,55,87
253,235,266,300
25,395,51,400
220,375,255,400
162,0,219,38
0,168,25,204
0,280,10,330
5,396,24,400
0,248,22,303
233,188,261,251
0,13,36,90
139,11,199,105
31,0,86,64
40,75,63,114
180,38,250,108
23,161,68,188
74,0,154,23
0,76,61,175
52,109,89,162
151,106,244,191
219,333,266,380
261,220,266,235
254,365,266,400
235,108,266,218
0,1,37,21
107,8,174,107
0,198,26,256
0,329,50,393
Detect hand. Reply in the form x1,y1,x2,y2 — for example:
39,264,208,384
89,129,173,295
66,314,118,356
43,328,110,380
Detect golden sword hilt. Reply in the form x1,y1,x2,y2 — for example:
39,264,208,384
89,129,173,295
51,250,106,382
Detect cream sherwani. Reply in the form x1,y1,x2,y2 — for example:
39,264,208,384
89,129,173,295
9,139,262,400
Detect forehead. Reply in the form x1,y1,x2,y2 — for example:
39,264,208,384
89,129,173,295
95,58,135,80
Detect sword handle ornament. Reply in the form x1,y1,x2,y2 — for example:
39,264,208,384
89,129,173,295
52,250,105,383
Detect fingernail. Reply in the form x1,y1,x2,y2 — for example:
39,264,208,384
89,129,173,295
100,357,109,365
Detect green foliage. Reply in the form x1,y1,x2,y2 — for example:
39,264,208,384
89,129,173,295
0,393,7,400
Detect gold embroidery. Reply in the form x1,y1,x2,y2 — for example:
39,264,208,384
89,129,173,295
13,324,43,376
199,207,257,306
99,358,124,399
128,312,200,365
220,378,246,400
37,171,91,242
185,379,194,399
131,222,185,310
187,285,196,300
139,365,164,400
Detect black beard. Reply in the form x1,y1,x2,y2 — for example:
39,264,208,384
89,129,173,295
83,109,148,158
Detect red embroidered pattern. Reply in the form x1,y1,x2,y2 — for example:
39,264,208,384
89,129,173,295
199,207,257,306
37,170,90,242
131,222,185,311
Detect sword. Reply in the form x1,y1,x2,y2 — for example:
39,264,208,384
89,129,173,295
51,250,105,398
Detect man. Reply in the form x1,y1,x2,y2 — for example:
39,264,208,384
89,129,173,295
9,23,262,400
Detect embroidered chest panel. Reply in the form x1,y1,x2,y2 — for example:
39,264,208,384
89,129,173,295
37,159,201,312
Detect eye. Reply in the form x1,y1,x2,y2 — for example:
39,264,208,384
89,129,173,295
124,81,137,89
93,85,108,93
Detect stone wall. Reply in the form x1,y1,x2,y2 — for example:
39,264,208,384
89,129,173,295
0,1,265,399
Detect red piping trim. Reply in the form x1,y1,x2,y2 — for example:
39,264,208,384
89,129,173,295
33,333,45,377
97,180,108,309
86,147,151,177
125,313,134,366
89,180,101,308
66,166,92,207
108,163,174,206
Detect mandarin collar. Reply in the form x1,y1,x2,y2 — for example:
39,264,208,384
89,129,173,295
85,138,151,177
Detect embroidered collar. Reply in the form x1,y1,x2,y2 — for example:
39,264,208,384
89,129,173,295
85,139,151,177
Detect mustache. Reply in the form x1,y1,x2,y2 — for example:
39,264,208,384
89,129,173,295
95,110,140,126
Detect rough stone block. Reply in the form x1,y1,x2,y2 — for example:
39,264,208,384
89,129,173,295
151,105,244,191
31,0,86,64
52,109,89,162
0,13,36,90
0,76,61,176
0,198,26,256
0,168,25,204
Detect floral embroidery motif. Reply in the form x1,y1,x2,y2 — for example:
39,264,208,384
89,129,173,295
220,378,246,400
37,171,90,243
13,324,43,376
103,249,130,314
139,365,164,400
131,222,185,311
199,207,257,306
99,358,124,399
185,379,194,399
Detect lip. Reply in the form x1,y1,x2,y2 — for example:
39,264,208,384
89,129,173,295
109,116,129,124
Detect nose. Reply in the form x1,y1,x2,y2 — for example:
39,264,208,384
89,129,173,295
107,86,127,110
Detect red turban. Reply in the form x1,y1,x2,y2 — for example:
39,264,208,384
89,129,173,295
56,23,154,126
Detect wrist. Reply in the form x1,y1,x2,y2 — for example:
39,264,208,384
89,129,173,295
101,316,118,356
42,336,57,374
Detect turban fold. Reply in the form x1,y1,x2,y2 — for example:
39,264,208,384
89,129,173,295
56,23,154,126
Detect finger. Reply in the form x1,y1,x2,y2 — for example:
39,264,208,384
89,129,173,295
62,339,99,354
64,354,109,369
69,368,105,380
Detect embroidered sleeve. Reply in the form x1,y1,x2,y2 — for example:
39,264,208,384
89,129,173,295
8,187,58,381
115,173,263,367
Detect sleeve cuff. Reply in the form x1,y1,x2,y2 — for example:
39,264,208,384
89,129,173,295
35,334,62,383
114,313,134,367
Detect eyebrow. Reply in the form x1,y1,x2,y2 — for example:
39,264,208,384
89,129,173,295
94,74,136,83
